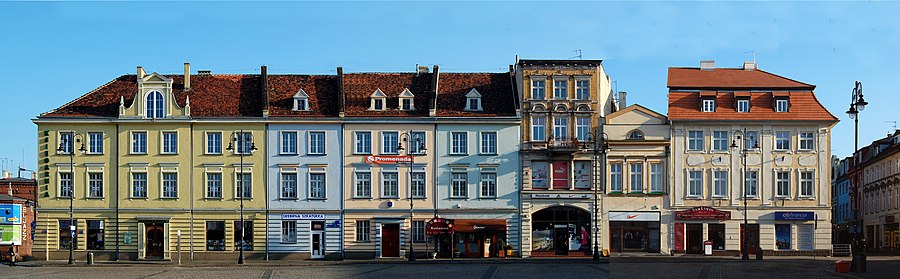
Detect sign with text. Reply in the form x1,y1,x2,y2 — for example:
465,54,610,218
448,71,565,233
282,213,325,220
552,161,569,189
609,211,661,222
0,224,22,245
675,206,731,220
774,212,815,221
0,204,23,224
366,155,412,164
530,193,592,199
426,218,453,235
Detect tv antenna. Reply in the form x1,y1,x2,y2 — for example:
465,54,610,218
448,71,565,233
569,49,583,60
744,50,757,66
887,121,897,133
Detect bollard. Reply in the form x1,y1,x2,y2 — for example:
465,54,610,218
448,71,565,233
87,252,94,265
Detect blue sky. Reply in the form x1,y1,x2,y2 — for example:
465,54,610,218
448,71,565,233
1,1,899,172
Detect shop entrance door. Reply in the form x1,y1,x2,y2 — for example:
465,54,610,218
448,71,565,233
554,226,569,255
741,224,760,255
686,224,703,254
145,224,165,259
381,224,400,257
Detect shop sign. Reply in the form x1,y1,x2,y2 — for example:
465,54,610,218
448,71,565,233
552,161,569,189
426,218,453,235
609,211,660,222
0,224,22,245
774,212,815,221
282,213,325,220
0,204,22,224
530,194,592,199
675,206,731,220
326,220,341,228
366,155,412,164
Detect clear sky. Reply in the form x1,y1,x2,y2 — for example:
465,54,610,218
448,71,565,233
1,1,899,173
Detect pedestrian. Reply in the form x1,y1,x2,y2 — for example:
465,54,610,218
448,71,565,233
7,246,15,267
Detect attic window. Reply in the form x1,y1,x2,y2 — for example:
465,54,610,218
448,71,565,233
370,89,387,111
465,88,483,111
775,98,789,112
627,130,645,140
398,88,415,111
146,90,165,118
701,98,716,112
292,89,310,112
736,99,750,112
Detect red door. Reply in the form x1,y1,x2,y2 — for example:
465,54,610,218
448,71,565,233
382,224,400,257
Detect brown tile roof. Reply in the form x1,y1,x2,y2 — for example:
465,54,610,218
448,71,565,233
342,73,434,117
266,75,340,117
435,72,517,117
668,91,837,121
668,67,815,90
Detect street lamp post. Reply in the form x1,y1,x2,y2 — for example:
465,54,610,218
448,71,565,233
847,81,868,272
226,130,257,265
57,134,85,265
585,131,609,261
398,132,426,262
731,130,758,261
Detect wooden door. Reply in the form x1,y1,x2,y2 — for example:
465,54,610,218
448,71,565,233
145,224,165,259
686,224,703,254
741,224,760,254
381,224,400,257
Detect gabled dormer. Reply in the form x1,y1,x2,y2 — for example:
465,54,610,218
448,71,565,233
465,88,482,111
370,88,387,111
292,89,310,111
773,91,790,112
398,88,415,111
120,66,189,119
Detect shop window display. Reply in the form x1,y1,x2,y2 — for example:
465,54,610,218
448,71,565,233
531,206,592,255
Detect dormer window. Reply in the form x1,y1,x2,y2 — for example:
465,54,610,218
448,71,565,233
627,130,645,140
292,89,310,111
465,88,483,111
398,88,415,111
737,99,750,112
370,89,387,111
701,98,716,112
775,98,789,112
146,90,165,118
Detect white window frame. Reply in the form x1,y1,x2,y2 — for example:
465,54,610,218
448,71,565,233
370,89,387,111
610,163,623,193
354,171,372,198
531,78,546,100
553,79,568,100
799,171,815,198
629,163,643,193
451,172,468,198
400,98,413,111
131,131,147,154
206,131,222,155
450,131,468,155
356,220,371,242
131,172,147,199
88,132,104,154
280,131,298,155
737,99,750,112
308,131,326,155
87,171,104,198
712,131,728,152
308,171,326,200
688,170,703,198
575,79,590,100
744,131,759,150
279,170,298,199
381,131,399,155
776,99,789,112
702,99,716,112
161,131,178,154
412,220,425,243
553,116,568,141
775,131,791,151
713,170,728,198
576,117,590,142
354,131,372,154
233,132,254,155
161,172,178,199
58,171,73,198
409,131,426,155
650,163,664,193
744,170,759,198
381,172,399,198
531,116,546,142
145,90,165,119
281,221,297,243
410,171,426,198
799,132,815,151
235,172,252,199
776,171,791,198
206,172,223,199
58,131,75,154
479,171,497,198
466,97,482,111
480,131,497,155
688,131,704,151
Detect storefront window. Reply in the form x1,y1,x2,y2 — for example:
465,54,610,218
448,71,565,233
206,221,225,251
775,224,791,250
87,220,104,250
234,221,254,251
59,220,78,249
530,206,592,254
708,224,725,251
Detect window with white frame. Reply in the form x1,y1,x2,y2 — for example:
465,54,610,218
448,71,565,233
688,170,703,197
688,131,704,151
381,172,399,198
355,172,371,198
88,172,103,198
775,99,789,112
281,131,298,154
575,79,590,100
451,172,467,198
480,172,497,198
355,131,371,154
88,132,103,154
207,132,222,154
356,220,370,242
737,99,750,112
206,173,222,198
132,132,147,154
293,89,310,111
465,89,483,111
59,172,73,198
412,221,425,243
553,117,568,141
234,132,253,154
480,132,497,155
411,172,426,198
236,173,251,199
162,172,178,198
650,163,664,193
399,89,415,111
775,131,791,151
281,221,297,243
800,171,815,197
146,91,165,118
799,132,815,151
309,173,326,199
410,131,426,155
370,89,386,111
628,130,644,140
776,171,791,198
280,172,297,199
531,116,546,141
744,131,759,150
382,132,399,154
162,132,178,154
744,171,758,198
531,79,546,100
702,99,716,112
59,132,74,154
610,163,623,192
553,79,568,100
630,163,643,193
576,117,590,142
451,132,467,155
308,132,326,155
712,131,728,151
131,173,147,198
713,171,728,197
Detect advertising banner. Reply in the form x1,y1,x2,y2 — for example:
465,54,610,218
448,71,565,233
775,224,791,250
552,161,569,189
675,206,731,220
532,162,549,189
774,212,815,221
609,211,661,222
573,161,591,189
365,155,412,164
0,224,23,245
282,213,325,220
0,204,23,224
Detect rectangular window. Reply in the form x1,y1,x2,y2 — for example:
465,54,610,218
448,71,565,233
650,163,664,193
88,172,103,198
775,224,792,250
308,132,326,155
775,131,791,151
412,221,425,243
468,98,479,110
355,131,372,154
382,132,399,154
610,163,623,192
132,132,147,154
402,98,412,110
451,172,468,198
206,173,222,198
451,132,468,155
575,80,590,100
59,172,73,198
87,220,104,250
480,172,497,198
688,131,704,151
712,131,728,151
356,221,371,242
688,171,703,197
382,172,399,198
410,131,426,154
531,117,546,141
162,132,178,154
744,131,759,150
745,171,759,197
235,132,253,154
630,163,643,193
480,132,497,155
280,172,297,199
576,117,590,142
702,99,716,112
776,171,791,197
776,99,789,112
88,132,103,154
411,172,426,198
281,131,297,154
162,173,178,198
131,173,147,198
553,117,568,141
355,172,371,198
709,224,726,251
59,220,77,249
373,99,383,110
309,173,326,199
236,173,252,198
553,79,568,100
234,221,253,251
799,132,815,151
207,132,222,154
281,221,297,243
737,99,750,112
531,79,546,100
713,171,728,197
800,171,815,197
59,132,74,154
206,221,225,251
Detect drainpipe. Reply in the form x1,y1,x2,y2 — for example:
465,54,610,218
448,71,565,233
115,123,121,261
189,122,194,261
264,122,270,261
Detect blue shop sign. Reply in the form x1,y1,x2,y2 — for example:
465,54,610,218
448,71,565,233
1,204,23,224
774,211,815,221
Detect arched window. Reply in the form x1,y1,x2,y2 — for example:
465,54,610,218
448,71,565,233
627,130,644,140
744,131,759,150
146,91,164,118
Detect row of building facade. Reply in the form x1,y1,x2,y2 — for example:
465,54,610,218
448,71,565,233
33,59,837,261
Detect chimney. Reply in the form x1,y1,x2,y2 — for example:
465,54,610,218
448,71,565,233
31,172,36,180
137,66,146,78
618,91,628,109
742,61,756,71
429,65,440,117
1,170,8,179
184,62,191,90
337,66,345,118
700,60,715,70
417,65,430,76
260,65,269,117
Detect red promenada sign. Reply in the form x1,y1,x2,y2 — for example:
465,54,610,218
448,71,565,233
675,206,732,220
426,218,453,235
366,155,412,164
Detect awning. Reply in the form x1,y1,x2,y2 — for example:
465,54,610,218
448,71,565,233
451,219,506,233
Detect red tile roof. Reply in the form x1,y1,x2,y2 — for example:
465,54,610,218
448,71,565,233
341,73,434,117
668,91,837,121
668,67,815,90
435,72,517,117
266,75,340,117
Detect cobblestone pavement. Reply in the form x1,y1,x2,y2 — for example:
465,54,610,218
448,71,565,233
609,258,842,279
0,262,610,279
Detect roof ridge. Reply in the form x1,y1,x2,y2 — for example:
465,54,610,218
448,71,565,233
753,68,815,88
39,74,131,117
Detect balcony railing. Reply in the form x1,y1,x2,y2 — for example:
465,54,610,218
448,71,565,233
522,136,595,153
